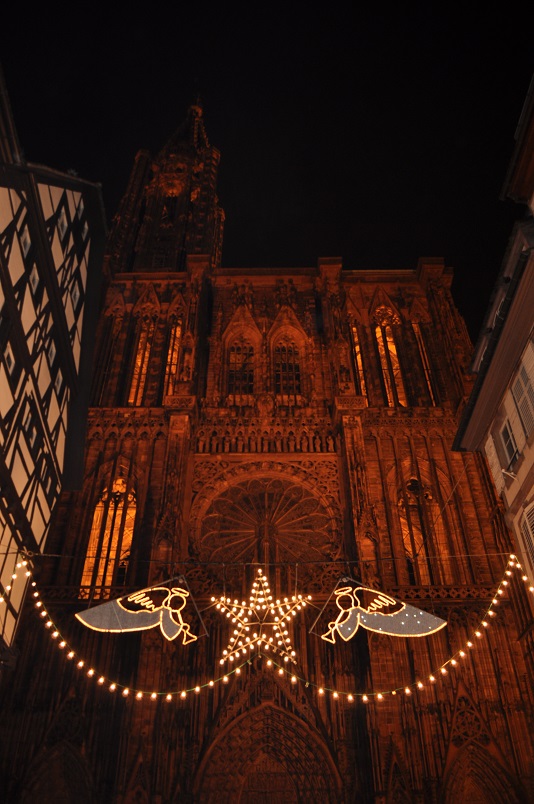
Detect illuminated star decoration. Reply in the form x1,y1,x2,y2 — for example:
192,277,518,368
213,568,311,667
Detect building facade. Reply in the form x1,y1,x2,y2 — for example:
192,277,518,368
0,68,105,657
454,77,534,670
1,105,533,803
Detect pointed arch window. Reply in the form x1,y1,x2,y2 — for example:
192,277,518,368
227,339,255,398
128,315,156,405
81,476,136,598
92,312,123,406
412,323,437,405
351,324,367,397
164,318,183,395
373,306,407,407
274,341,301,402
398,478,453,585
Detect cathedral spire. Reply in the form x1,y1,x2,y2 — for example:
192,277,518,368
107,103,224,274
158,98,210,158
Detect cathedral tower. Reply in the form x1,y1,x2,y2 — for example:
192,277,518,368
1,107,533,803
107,101,224,276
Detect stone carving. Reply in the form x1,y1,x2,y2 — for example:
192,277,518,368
194,418,336,454
194,704,341,802
451,695,490,747
275,279,297,309
231,281,254,309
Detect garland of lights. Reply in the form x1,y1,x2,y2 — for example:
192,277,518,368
2,554,532,703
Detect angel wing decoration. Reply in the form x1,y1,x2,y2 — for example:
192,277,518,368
76,582,198,643
321,582,446,643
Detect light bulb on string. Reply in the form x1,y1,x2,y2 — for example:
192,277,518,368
27,544,534,706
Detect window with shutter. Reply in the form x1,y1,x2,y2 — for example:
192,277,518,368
503,391,526,457
501,420,519,467
512,347,534,439
520,503,534,572
484,434,505,493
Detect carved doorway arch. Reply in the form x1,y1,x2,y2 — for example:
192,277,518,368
239,752,297,803
193,704,342,803
441,743,522,804
20,742,94,804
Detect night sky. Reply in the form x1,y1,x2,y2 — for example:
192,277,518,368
1,7,531,339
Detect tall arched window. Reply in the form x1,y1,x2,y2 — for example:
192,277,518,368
373,306,407,407
81,477,136,598
399,482,432,585
398,478,453,585
164,318,182,395
92,313,123,406
274,341,301,402
128,316,156,405
412,322,437,405
227,339,254,400
351,324,367,397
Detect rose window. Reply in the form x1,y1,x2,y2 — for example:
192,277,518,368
199,478,332,578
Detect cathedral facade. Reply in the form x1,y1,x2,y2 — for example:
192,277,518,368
1,105,533,803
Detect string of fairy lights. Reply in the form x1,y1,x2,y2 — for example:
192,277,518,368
1,554,532,703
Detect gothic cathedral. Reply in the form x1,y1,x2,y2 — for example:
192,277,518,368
1,104,533,803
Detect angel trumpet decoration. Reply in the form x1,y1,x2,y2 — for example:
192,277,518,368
76,583,198,644
321,582,446,643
